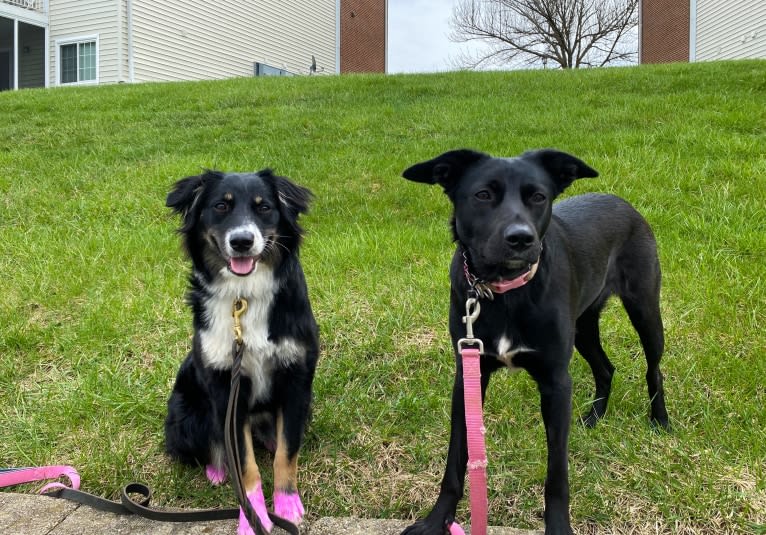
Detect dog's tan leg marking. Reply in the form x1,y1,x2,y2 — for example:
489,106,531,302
273,410,298,492
242,421,262,491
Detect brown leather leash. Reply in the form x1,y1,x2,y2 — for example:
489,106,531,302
225,297,300,534
31,297,300,534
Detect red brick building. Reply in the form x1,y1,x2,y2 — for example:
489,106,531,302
340,0,387,73
640,0,690,63
640,0,766,64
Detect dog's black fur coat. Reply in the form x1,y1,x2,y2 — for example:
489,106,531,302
164,169,318,497
400,149,669,535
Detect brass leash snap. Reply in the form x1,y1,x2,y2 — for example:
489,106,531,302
232,298,248,346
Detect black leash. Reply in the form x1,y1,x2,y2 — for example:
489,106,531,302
40,297,300,534
43,483,239,521
43,481,298,531
225,334,299,534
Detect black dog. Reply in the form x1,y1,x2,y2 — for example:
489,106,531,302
164,169,319,534
400,149,669,535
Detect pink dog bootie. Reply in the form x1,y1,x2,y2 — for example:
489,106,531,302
273,490,305,524
237,483,273,534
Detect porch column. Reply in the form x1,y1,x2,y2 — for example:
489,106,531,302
45,24,50,87
44,0,50,86
13,18,18,90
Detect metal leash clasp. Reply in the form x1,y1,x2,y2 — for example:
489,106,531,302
458,297,484,354
232,298,248,346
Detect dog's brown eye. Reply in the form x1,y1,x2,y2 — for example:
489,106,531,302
214,202,229,212
475,190,492,201
257,204,272,214
531,192,546,203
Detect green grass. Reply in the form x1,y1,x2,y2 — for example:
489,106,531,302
1,60,765,533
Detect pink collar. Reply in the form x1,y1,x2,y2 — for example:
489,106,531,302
463,253,540,299
488,261,539,294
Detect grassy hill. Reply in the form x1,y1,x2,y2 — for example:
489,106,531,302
1,60,764,533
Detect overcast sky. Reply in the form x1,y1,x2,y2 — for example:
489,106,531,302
387,0,483,73
386,0,638,73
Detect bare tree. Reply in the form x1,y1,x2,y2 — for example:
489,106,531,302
450,0,638,69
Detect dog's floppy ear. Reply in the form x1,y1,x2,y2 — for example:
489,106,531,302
402,149,488,192
166,170,221,230
523,149,599,193
260,169,313,216
261,169,312,243
166,175,202,214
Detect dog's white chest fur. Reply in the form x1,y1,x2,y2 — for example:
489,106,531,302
198,266,304,401
494,335,532,371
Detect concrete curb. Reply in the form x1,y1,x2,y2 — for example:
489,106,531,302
1,492,542,534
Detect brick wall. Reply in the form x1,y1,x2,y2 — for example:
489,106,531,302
340,0,386,73
640,0,690,63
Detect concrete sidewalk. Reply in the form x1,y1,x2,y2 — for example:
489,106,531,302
1,492,542,535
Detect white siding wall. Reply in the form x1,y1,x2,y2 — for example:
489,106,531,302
48,0,121,84
695,0,766,61
131,0,336,82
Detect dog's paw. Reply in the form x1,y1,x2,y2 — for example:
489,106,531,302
237,483,273,534
205,464,227,486
651,416,671,433
580,410,601,428
544,518,573,535
273,490,305,523
400,519,451,535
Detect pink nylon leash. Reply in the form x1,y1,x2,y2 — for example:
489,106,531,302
453,297,488,535
0,465,80,494
462,346,488,535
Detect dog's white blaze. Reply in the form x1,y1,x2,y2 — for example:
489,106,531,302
495,335,531,372
224,223,265,257
198,264,305,401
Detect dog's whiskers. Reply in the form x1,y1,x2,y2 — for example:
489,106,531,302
266,236,291,254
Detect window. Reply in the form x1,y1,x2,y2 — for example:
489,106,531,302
254,62,293,77
57,36,98,85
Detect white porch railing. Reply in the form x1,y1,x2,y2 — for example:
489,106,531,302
1,0,44,13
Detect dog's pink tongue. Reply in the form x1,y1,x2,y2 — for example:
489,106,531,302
229,257,256,275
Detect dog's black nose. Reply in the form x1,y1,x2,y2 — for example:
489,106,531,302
229,231,255,252
504,224,535,251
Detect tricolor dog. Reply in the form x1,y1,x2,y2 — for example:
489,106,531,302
400,149,669,535
164,169,318,534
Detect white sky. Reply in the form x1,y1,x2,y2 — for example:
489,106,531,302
387,0,484,73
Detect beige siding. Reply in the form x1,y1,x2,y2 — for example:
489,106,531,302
695,0,766,60
131,0,336,82
48,0,121,84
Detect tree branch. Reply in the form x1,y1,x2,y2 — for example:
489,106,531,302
450,0,638,69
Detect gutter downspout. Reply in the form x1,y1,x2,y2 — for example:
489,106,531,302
689,0,697,62
384,0,388,73
637,0,642,64
127,0,134,82
116,0,122,81
335,0,340,73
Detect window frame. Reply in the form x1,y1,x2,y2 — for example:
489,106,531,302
254,62,294,77
55,34,99,86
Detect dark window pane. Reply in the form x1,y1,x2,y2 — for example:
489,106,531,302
61,43,77,84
